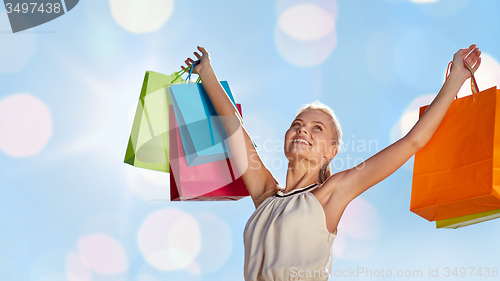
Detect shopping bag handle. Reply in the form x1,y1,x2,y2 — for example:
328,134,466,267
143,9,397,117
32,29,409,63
445,59,479,101
171,67,189,84
171,61,202,84
185,60,201,84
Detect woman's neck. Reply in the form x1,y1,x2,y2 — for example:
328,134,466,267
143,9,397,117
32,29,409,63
284,160,321,193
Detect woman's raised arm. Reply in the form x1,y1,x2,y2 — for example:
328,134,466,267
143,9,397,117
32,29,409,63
323,44,482,207
182,47,278,207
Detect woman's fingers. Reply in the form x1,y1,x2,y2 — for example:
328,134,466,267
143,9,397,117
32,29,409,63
470,50,481,72
197,46,208,55
469,49,481,67
460,44,476,56
180,47,207,72
465,48,478,64
472,57,482,73
185,57,195,68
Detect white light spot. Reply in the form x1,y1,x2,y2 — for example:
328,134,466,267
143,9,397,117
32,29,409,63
332,197,381,260
390,95,435,143
338,197,381,240
185,261,200,276
275,2,337,67
413,0,470,17
66,251,92,281
77,234,128,275
138,208,201,271
193,212,232,274
0,94,52,157
278,4,334,41
138,167,170,186
110,0,174,34
125,165,170,201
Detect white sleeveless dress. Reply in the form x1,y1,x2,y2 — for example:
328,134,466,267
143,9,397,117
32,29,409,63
243,183,337,281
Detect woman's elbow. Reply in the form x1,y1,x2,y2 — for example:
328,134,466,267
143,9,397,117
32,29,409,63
405,135,427,153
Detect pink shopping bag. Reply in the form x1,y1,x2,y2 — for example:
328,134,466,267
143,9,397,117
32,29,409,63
169,104,249,201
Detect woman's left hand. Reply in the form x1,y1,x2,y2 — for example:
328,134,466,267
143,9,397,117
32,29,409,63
450,44,481,82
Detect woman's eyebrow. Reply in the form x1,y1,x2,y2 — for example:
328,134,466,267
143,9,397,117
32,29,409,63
293,119,325,127
312,121,325,127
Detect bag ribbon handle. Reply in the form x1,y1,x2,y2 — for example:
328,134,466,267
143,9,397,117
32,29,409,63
171,60,202,84
185,60,201,84
446,59,479,101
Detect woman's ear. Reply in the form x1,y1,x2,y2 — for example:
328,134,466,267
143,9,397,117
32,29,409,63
331,146,338,159
325,145,338,161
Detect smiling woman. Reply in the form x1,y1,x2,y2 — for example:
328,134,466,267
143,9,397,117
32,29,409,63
181,44,482,281
255,101,343,204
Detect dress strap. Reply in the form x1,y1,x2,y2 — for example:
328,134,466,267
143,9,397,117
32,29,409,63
275,183,320,197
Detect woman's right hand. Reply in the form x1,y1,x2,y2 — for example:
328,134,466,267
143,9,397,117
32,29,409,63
181,46,211,75
449,44,481,82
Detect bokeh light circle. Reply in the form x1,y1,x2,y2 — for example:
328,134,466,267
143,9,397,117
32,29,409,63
125,165,170,201
413,0,470,17
333,197,380,260
338,197,381,240
109,0,174,34
275,1,337,67
0,94,52,157
278,4,334,41
193,212,232,274
390,95,435,142
65,250,92,281
138,208,201,271
77,233,129,275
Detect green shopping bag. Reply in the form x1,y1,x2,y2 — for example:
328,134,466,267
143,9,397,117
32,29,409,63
124,70,187,173
436,208,500,229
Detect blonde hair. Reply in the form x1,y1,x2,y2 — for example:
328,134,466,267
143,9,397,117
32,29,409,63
256,101,342,206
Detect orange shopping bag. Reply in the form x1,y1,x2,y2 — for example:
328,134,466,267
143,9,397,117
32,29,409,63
411,62,500,222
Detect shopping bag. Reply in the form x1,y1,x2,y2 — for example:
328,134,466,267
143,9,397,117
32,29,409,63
124,70,186,173
169,104,249,201
411,83,500,221
169,80,238,167
436,208,500,229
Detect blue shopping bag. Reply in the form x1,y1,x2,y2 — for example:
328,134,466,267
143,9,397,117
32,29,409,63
169,81,237,167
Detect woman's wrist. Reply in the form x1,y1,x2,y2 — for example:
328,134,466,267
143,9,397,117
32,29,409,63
197,63,214,77
442,71,467,98
447,70,468,86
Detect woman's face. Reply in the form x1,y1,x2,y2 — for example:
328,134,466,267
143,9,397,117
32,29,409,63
284,109,338,167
